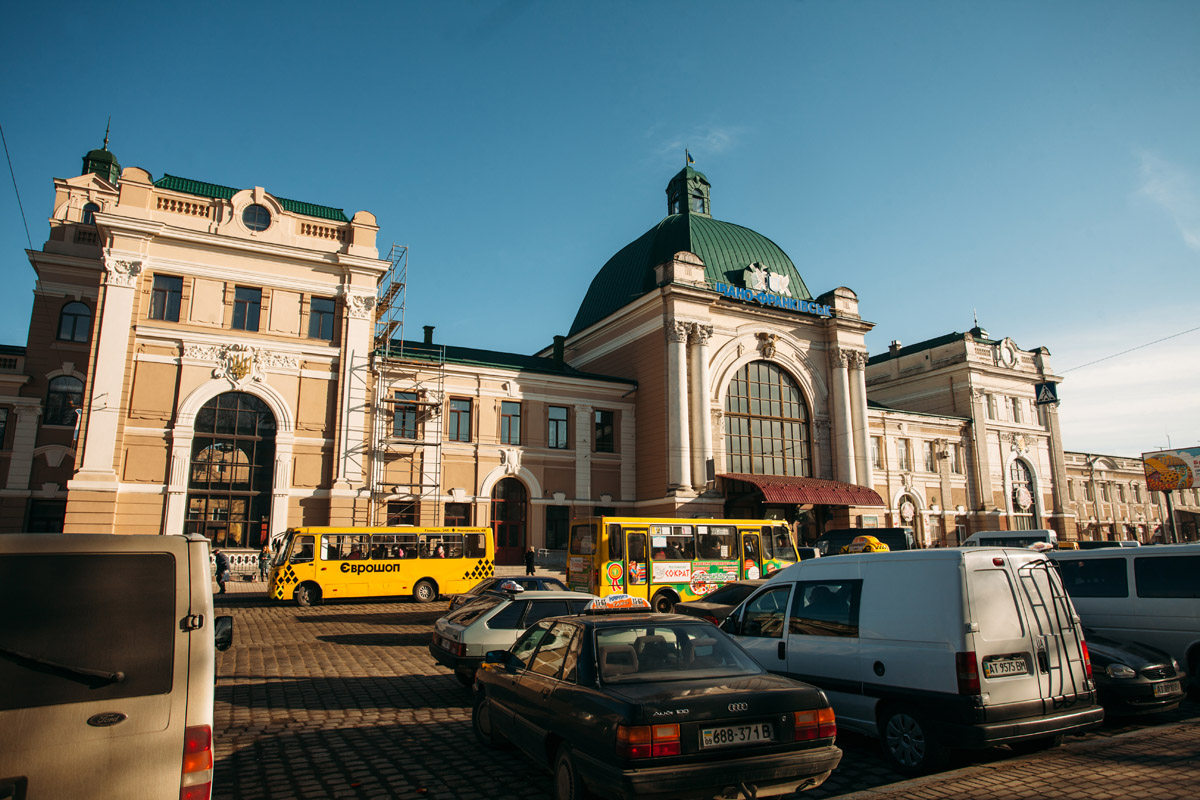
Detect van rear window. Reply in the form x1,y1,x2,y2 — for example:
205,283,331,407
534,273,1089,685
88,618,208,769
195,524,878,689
1134,555,1200,599
0,553,176,711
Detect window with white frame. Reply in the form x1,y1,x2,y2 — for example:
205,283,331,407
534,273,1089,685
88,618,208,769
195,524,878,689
870,436,882,469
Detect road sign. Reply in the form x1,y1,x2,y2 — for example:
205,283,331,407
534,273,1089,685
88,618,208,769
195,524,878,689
1034,382,1059,405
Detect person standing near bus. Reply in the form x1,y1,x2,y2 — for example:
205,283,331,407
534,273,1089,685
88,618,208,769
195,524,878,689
259,542,271,581
524,546,536,575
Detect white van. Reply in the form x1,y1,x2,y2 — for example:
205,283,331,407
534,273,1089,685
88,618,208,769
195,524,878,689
0,533,232,800
962,529,1058,548
724,548,1102,774
1049,543,1200,676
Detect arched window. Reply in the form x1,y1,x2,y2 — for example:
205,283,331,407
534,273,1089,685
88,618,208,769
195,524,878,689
184,392,276,549
45,376,84,426
491,477,527,566
82,202,99,225
1010,459,1037,530
57,301,91,342
724,361,811,476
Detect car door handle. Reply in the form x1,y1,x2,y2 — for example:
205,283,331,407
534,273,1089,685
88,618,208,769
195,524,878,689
541,687,551,699
777,641,786,660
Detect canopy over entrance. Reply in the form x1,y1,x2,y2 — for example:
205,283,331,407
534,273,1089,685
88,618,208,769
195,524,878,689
720,473,885,507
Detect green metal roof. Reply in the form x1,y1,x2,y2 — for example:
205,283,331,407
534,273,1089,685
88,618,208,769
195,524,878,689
866,327,999,366
153,174,349,222
378,340,636,386
569,212,812,336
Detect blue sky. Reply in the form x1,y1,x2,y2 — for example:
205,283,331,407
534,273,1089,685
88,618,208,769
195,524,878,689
2,0,1198,457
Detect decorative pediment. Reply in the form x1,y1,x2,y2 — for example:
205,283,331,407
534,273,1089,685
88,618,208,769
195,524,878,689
184,343,299,386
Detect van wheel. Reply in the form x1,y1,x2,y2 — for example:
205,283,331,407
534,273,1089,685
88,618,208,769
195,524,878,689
881,707,947,775
651,591,675,613
413,579,437,603
1009,734,1064,755
295,583,322,607
472,696,507,749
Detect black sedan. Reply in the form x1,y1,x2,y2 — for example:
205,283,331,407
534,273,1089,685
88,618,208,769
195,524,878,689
1085,627,1188,715
673,580,766,625
472,604,841,800
449,575,568,611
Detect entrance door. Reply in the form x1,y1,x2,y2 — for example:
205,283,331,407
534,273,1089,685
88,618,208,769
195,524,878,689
625,530,648,596
741,532,763,579
491,478,528,566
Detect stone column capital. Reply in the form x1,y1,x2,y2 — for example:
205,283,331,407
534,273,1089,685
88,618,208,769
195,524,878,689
102,255,143,288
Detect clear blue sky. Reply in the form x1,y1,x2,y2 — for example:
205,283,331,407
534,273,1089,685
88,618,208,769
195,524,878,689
2,0,1198,458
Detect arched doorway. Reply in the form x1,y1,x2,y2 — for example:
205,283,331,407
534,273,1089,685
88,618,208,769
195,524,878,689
1010,459,1037,530
491,478,527,566
184,392,276,549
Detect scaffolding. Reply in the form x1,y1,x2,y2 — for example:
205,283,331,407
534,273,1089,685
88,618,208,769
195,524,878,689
369,244,447,526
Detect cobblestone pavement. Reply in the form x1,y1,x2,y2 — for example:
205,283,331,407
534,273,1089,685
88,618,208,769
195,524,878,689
212,577,1199,800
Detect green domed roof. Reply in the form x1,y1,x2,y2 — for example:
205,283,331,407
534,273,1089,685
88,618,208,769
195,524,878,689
569,169,812,336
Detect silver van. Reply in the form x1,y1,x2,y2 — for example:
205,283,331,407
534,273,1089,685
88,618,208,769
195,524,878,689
0,533,232,799
724,548,1102,774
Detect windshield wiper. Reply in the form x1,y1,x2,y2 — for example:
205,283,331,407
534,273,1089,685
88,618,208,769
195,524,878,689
0,646,125,688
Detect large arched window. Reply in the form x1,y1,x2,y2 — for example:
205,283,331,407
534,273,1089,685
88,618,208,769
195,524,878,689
490,478,527,566
58,301,92,342
184,392,276,549
1010,459,1037,530
724,361,811,476
45,376,84,426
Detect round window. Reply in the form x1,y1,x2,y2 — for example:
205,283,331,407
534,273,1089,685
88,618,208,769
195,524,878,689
242,204,271,232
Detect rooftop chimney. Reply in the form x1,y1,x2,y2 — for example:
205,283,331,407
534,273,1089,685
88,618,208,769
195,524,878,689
423,325,435,345
552,335,565,366
889,340,903,355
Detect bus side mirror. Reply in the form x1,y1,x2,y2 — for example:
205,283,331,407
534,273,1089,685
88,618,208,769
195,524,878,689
214,615,234,652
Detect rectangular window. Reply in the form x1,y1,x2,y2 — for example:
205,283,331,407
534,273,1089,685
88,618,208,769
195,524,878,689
790,580,862,638
448,398,472,442
500,401,521,445
308,296,335,340
0,408,7,449
232,286,262,331
546,506,570,550
1009,396,1023,423
1133,485,1142,503
951,443,963,474
444,502,471,526
1057,557,1129,598
1085,483,1095,502
986,394,997,420
870,436,882,469
897,438,911,471
548,406,569,449
386,501,417,526
923,441,935,472
1101,483,1110,502
393,392,419,439
149,275,182,322
594,410,615,453
1116,485,1125,503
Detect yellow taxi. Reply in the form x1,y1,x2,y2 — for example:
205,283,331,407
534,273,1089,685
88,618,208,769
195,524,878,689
1056,541,1080,550
840,535,890,554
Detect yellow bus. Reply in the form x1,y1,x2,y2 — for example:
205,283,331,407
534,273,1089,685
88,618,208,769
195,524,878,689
566,517,799,612
268,526,494,606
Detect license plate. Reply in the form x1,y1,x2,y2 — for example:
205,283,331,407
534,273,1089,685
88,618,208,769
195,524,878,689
983,657,1028,678
1154,681,1181,697
701,722,773,749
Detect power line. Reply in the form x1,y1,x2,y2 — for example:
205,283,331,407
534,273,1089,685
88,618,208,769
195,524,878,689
0,121,33,251
1059,325,1200,374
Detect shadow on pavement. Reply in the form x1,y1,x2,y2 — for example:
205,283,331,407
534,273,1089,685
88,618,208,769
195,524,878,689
316,632,434,647
217,674,469,712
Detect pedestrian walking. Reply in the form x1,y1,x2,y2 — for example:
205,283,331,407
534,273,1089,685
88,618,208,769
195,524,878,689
259,541,271,581
214,548,231,595
523,546,536,576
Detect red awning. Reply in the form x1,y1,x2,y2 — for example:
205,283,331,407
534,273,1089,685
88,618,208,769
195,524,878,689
721,473,885,507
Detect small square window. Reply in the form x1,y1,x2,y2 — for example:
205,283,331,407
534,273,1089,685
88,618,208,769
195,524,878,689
308,297,336,340
232,287,262,332
150,275,183,322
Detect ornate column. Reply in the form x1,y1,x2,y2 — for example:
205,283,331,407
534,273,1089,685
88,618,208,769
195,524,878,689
74,255,142,483
574,404,593,502
689,323,714,489
163,429,193,534
969,387,993,511
271,432,295,540
666,320,692,490
848,350,872,488
5,405,42,490
827,348,856,484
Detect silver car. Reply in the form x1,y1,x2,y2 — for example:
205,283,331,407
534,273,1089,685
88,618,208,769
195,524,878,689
429,585,596,685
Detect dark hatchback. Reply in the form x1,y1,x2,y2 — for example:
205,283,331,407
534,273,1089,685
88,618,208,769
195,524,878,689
1085,627,1188,715
472,609,842,800
673,580,767,625
449,575,569,611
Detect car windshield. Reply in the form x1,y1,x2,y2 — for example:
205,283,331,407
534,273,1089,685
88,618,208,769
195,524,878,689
594,623,763,683
444,595,504,625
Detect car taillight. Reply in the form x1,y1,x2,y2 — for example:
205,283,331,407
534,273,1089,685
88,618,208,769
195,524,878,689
1081,640,1093,679
794,708,836,740
616,723,680,758
180,724,213,800
956,651,980,695
702,615,720,625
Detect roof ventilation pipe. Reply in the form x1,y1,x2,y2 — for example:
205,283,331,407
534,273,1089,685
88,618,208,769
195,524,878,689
552,335,565,366
889,340,902,355
423,325,435,345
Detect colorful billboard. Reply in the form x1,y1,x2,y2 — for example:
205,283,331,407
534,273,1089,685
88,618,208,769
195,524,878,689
1142,447,1200,492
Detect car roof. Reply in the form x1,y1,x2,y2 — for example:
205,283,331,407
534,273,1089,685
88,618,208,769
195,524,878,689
483,589,595,601
567,611,719,628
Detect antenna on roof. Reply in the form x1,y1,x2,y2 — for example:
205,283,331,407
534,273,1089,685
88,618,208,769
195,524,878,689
973,308,978,328
103,117,111,151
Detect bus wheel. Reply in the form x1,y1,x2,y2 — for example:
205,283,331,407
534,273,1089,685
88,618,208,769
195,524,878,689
651,591,675,614
295,582,322,607
413,579,437,603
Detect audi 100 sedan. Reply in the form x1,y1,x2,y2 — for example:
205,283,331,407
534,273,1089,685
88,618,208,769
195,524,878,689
472,596,841,800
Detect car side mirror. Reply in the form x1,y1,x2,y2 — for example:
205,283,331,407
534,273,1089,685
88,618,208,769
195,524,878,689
214,615,234,652
720,615,742,636
484,650,508,665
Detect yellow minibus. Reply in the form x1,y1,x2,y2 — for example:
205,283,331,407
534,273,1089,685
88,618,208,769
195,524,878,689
269,526,494,606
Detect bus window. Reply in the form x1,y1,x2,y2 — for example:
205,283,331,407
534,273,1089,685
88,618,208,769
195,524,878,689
464,532,486,558
651,525,694,559
324,534,370,560
290,535,315,563
571,524,596,556
697,525,735,559
442,534,464,558
419,535,447,558
743,535,761,562
607,525,624,560
760,526,775,559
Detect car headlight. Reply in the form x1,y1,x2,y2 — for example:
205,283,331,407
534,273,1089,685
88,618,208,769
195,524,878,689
1171,658,1180,671
1105,664,1136,679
